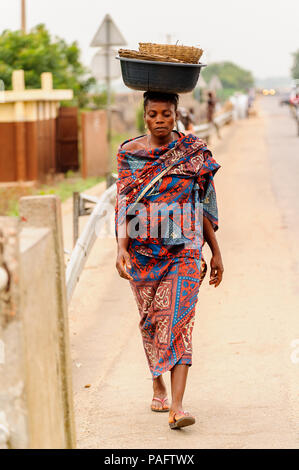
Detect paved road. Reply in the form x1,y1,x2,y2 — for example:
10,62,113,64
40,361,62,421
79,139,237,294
66,101,299,449
261,96,299,273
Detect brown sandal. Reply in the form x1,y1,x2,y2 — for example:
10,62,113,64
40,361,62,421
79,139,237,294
151,396,170,412
169,410,195,429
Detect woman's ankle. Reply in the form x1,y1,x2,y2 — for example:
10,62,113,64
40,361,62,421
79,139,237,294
170,402,183,413
153,376,165,388
153,386,167,396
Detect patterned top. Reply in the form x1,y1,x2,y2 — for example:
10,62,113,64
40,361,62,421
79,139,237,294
115,132,220,259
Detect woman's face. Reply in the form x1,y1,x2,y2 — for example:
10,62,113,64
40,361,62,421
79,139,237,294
144,100,178,138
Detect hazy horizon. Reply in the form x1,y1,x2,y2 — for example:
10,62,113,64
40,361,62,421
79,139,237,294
1,0,298,80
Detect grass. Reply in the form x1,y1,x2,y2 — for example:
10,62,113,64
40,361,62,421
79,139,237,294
0,173,104,217
110,131,131,173
1,131,134,217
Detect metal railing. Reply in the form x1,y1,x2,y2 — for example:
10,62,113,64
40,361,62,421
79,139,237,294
0,267,8,293
66,180,117,303
72,173,118,247
0,230,9,293
194,110,233,137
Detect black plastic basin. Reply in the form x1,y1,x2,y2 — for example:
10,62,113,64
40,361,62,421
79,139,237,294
116,56,207,94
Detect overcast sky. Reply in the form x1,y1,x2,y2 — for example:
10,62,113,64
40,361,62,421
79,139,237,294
1,0,298,79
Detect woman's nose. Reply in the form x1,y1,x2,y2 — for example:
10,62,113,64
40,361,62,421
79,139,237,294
155,115,165,123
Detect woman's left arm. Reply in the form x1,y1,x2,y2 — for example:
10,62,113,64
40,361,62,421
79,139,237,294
203,215,224,287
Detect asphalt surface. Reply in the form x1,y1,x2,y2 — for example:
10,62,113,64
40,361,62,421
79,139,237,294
262,96,299,274
65,100,299,449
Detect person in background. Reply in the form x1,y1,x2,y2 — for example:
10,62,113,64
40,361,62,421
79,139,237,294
177,107,195,134
290,92,299,107
189,107,195,125
176,107,186,133
247,88,255,116
207,91,221,138
290,92,299,136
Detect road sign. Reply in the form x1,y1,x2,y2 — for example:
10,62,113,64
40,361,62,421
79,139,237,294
0,80,5,103
90,14,127,47
91,49,121,81
209,75,223,91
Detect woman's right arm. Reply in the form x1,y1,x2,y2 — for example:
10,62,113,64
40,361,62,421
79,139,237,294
115,217,133,280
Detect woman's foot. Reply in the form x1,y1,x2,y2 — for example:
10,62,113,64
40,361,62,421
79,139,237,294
168,409,195,429
151,376,169,412
151,396,170,412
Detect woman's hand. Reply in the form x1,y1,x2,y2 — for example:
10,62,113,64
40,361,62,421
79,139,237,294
209,252,224,287
116,248,133,281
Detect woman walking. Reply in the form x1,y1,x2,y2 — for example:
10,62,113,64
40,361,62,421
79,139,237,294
115,91,224,429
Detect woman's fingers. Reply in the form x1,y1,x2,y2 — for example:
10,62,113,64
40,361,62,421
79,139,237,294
209,266,223,287
123,251,132,269
123,252,133,280
209,267,217,284
214,269,223,287
117,262,133,280
116,254,133,280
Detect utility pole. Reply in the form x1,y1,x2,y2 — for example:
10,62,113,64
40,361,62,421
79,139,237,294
105,16,112,188
21,0,26,33
166,34,172,45
90,14,127,188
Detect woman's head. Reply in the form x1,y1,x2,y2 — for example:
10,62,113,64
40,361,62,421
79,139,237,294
143,91,179,138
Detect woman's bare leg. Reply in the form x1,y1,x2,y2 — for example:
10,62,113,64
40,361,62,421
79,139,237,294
152,375,169,410
170,364,189,413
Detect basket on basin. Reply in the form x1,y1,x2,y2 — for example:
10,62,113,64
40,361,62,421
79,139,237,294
138,43,203,64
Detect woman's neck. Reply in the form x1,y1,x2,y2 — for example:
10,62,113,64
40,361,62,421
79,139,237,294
148,131,175,148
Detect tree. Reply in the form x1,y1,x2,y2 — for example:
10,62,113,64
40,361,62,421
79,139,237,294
0,24,95,107
291,50,299,80
136,101,146,134
202,61,254,95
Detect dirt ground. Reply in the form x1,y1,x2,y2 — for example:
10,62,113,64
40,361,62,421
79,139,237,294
65,98,299,449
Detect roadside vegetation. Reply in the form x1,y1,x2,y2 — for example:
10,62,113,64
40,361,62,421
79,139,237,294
291,49,299,80
202,61,255,101
0,24,95,107
111,131,132,173
0,173,104,217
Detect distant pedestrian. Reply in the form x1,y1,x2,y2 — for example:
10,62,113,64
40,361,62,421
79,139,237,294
177,107,195,134
189,107,195,125
207,91,221,138
247,88,255,116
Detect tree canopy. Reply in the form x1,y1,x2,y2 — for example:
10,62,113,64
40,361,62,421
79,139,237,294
291,50,299,80
202,61,254,92
0,24,95,107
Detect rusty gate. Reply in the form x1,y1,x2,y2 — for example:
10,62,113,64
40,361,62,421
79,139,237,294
56,107,79,173
81,110,108,178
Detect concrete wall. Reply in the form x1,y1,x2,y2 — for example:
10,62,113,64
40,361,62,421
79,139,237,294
0,195,76,448
20,226,68,448
0,217,28,448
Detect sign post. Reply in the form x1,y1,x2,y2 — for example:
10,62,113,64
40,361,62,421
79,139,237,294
21,0,26,33
90,14,127,187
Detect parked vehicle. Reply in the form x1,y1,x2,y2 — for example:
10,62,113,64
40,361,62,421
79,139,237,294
289,93,299,136
279,92,291,106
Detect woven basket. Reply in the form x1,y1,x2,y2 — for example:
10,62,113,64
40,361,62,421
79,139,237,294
139,43,203,64
118,49,184,63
